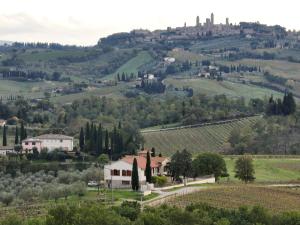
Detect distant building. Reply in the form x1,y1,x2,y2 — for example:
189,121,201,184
164,57,176,64
196,16,200,27
22,134,74,153
0,146,16,156
211,13,214,25
104,151,170,188
226,18,229,26
0,120,6,127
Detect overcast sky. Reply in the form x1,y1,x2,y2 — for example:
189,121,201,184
0,0,299,46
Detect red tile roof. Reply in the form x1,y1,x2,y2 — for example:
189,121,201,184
121,155,167,169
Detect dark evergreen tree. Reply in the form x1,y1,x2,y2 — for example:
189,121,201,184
20,122,26,141
97,124,103,155
151,147,156,157
131,158,139,191
14,126,19,145
145,151,152,183
79,127,85,151
85,122,90,142
105,129,109,154
2,125,7,146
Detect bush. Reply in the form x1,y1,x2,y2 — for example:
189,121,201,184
152,176,167,187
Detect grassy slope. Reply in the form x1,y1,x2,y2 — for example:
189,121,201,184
224,158,300,183
218,59,300,81
103,51,153,80
165,78,284,101
142,116,260,156
166,185,300,213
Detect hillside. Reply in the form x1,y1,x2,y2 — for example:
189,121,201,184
142,116,260,155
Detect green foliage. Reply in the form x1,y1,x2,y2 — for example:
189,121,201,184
169,149,192,181
145,151,152,183
192,153,228,181
152,176,167,187
131,158,139,191
235,155,256,183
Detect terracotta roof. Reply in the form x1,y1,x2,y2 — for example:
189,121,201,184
34,134,73,140
121,155,167,169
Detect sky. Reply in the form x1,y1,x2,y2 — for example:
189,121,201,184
0,0,299,46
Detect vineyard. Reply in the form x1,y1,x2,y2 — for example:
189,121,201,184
142,116,260,156
165,185,300,213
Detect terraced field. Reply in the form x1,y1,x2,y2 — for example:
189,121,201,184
142,116,260,155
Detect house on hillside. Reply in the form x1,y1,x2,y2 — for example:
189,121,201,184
0,146,16,156
21,134,73,153
104,151,170,188
0,120,6,127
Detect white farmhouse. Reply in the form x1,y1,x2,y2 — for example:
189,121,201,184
0,146,16,156
22,134,73,153
104,152,169,189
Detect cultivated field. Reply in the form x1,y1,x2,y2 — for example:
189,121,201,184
142,116,260,155
165,78,284,101
165,185,300,213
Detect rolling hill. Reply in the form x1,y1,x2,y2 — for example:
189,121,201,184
142,116,260,156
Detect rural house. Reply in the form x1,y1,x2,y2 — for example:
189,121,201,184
0,146,16,156
0,119,6,127
22,134,74,153
104,151,169,188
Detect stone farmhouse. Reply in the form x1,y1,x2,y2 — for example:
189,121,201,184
104,150,170,188
21,134,74,153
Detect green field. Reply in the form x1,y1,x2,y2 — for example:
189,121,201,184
219,59,300,81
104,51,153,80
224,157,300,183
165,78,284,101
165,185,300,213
142,116,260,156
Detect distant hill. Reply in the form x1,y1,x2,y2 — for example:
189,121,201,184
0,40,13,46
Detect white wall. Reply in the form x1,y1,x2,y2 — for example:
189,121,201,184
41,139,73,152
104,160,146,182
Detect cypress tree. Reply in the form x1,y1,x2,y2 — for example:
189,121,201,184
118,121,122,129
85,122,90,142
105,129,109,154
2,125,7,146
93,126,97,153
131,158,139,191
79,127,85,151
145,151,152,183
20,121,25,141
15,126,19,145
98,124,103,155
151,147,156,157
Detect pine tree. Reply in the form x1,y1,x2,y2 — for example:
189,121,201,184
97,124,103,155
85,122,90,142
15,126,19,145
145,151,152,183
2,125,7,146
79,127,85,151
131,158,139,191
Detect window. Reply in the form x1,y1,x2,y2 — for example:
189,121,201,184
111,169,120,176
122,170,126,176
126,170,132,176
60,139,63,143
32,142,36,146
122,181,130,185
25,142,28,145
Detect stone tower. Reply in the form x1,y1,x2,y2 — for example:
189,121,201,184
196,16,200,27
211,13,214,25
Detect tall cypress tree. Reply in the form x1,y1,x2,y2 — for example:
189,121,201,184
20,121,25,141
97,124,103,155
15,126,19,145
85,122,90,142
105,129,109,154
93,126,97,153
145,151,152,183
131,158,139,191
2,125,7,146
79,127,85,151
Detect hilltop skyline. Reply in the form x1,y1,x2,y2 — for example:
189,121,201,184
0,0,299,45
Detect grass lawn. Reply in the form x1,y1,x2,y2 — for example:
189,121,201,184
224,157,300,183
165,185,300,213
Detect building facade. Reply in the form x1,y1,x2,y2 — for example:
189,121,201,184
22,134,73,153
104,153,170,188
